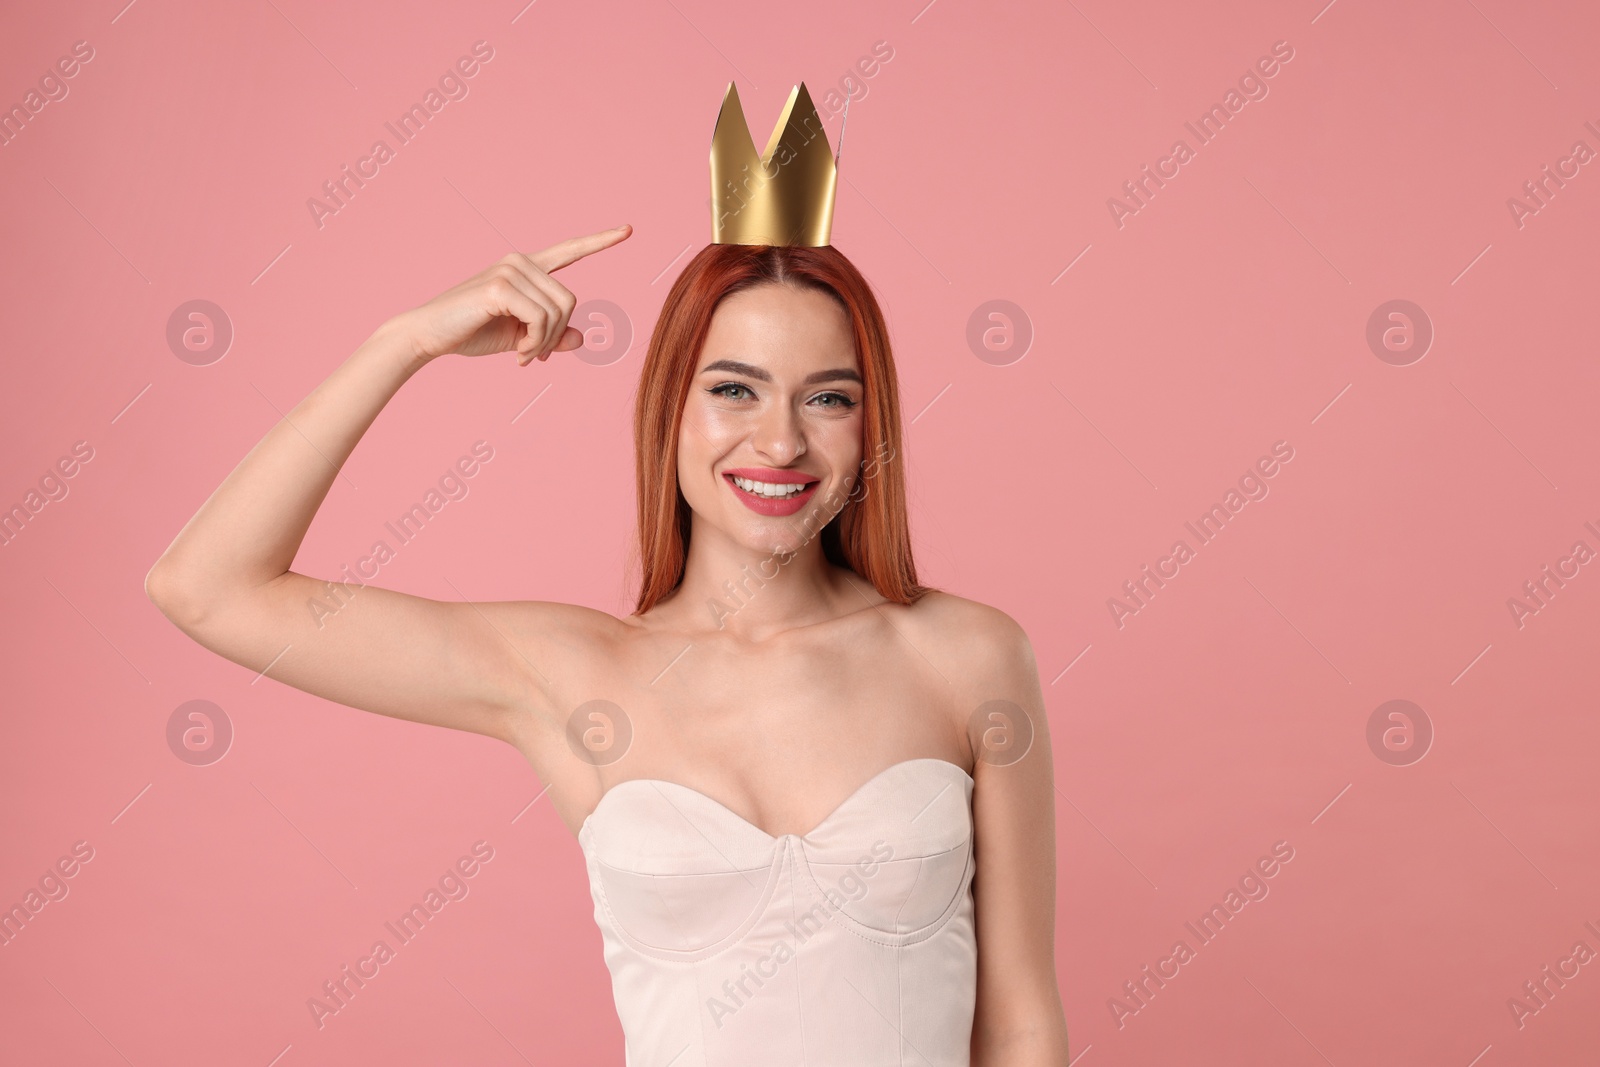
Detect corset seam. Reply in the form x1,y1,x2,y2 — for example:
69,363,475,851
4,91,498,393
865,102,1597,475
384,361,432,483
792,835,976,948
585,837,789,963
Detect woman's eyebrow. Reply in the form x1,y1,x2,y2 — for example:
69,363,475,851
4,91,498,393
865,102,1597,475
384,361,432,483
803,368,864,385
700,358,862,386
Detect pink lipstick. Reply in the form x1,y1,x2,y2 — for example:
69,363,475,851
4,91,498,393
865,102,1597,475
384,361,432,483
721,467,820,517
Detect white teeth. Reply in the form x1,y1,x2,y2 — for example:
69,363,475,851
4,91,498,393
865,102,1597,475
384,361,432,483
731,476,809,498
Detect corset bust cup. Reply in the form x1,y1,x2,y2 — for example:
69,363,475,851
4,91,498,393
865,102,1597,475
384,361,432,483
576,758,979,1066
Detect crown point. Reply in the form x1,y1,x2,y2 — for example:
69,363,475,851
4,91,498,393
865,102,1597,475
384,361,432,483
709,79,839,247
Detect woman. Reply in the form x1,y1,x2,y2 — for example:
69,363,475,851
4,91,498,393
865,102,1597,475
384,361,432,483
145,222,1069,1064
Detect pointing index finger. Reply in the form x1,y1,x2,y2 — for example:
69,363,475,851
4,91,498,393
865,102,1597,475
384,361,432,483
532,224,633,273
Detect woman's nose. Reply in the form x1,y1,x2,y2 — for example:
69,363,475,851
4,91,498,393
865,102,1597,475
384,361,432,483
752,403,806,464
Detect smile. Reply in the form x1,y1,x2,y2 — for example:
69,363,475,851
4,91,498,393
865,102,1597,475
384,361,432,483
731,476,809,498
722,471,820,517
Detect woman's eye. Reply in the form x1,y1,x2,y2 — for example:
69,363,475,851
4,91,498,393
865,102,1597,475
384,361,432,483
707,384,856,408
812,392,857,408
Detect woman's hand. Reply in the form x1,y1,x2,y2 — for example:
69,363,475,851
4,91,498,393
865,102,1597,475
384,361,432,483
392,224,632,366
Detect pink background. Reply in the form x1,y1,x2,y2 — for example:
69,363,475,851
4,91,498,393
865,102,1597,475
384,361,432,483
2,0,1598,1063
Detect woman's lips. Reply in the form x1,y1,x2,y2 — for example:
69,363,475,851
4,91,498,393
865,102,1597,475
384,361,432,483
722,472,820,517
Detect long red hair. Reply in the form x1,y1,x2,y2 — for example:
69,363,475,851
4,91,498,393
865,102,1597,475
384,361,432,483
631,243,929,615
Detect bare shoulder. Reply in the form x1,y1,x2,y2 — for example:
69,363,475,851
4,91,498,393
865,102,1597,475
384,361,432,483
474,597,628,655
903,592,1053,823
471,597,633,713
897,589,1041,702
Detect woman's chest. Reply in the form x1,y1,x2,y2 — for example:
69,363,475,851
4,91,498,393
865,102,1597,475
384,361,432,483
614,626,957,761
536,622,970,837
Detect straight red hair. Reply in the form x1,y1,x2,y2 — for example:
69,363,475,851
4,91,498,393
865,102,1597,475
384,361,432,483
631,243,929,615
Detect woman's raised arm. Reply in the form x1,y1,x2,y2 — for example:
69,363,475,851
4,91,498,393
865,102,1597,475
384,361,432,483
144,226,632,747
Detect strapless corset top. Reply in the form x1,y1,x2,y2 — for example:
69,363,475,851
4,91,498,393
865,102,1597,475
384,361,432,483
577,758,978,1066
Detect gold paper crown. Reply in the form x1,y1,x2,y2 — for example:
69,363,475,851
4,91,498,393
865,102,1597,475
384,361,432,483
710,82,844,247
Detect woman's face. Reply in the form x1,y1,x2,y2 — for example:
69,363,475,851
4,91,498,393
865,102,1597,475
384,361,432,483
678,282,864,557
